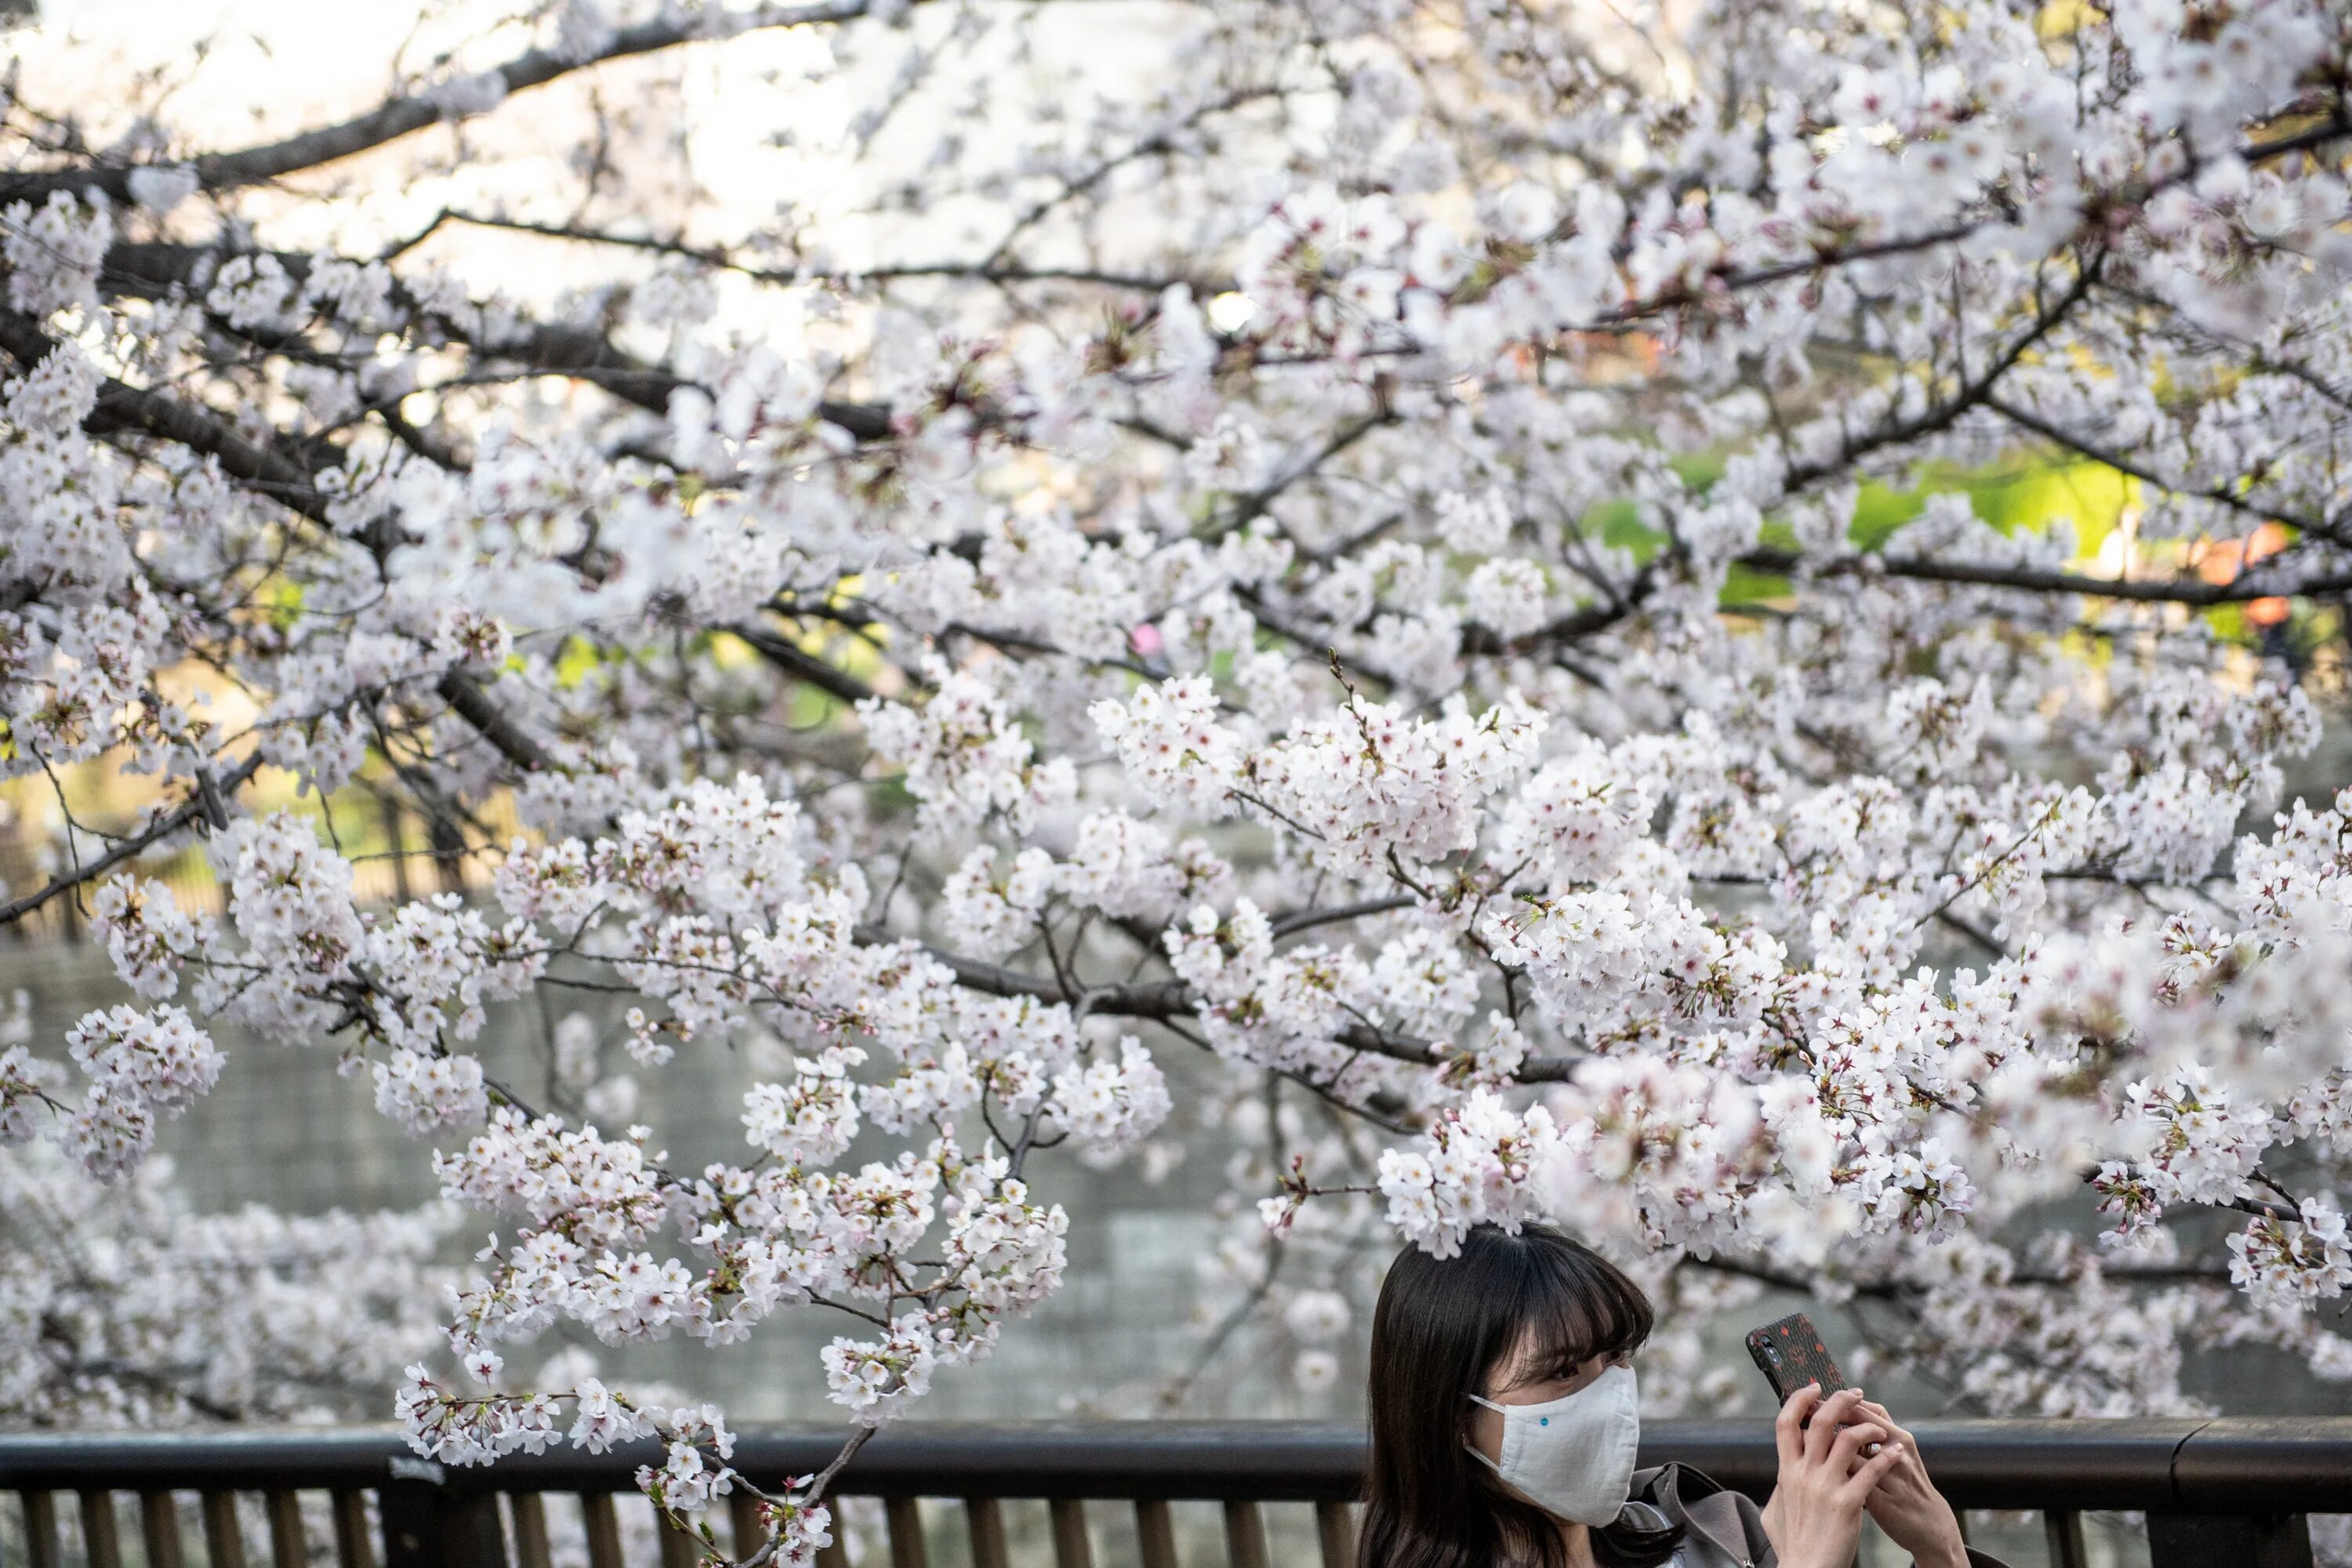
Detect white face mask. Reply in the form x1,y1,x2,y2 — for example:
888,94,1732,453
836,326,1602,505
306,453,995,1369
1466,1363,1642,1526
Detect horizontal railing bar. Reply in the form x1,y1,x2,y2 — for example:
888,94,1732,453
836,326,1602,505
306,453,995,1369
2169,1416,2352,1512
2,1418,2347,1512
1646,1417,2214,1510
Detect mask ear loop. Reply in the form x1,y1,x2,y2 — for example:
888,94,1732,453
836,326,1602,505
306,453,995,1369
1462,1392,1508,1469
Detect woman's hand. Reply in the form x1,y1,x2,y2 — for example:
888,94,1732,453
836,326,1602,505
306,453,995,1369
1759,1385,1904,1568
1853,1399,1969,1568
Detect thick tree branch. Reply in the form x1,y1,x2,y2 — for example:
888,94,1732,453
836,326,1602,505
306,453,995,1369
731,622,880,707
436,670,554,774
1683,1250,2231,1297
858,924,1581,1083
1738,548,2352,605
0,307,339,528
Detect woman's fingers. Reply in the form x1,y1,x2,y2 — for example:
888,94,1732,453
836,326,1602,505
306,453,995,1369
1853,1399,1922,1479
1840,1438,1907,1505
1803,1387,1867,1464
1776,1381,1820,1465
1857,1399,1918,1450
1830,1419,1890,1471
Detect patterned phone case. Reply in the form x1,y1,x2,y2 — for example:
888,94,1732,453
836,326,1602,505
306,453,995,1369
1744,1311,1849,1403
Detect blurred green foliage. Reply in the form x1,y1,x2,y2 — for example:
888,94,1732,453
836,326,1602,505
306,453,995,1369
1590,452,2140,612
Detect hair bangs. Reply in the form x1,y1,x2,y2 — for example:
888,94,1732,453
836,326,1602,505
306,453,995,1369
1510,1234,1655,1383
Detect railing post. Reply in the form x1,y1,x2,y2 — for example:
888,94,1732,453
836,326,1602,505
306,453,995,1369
1220,1501,1267,1568
19,1492,60,1568
579,1494,621,1568
885,1497,930,1568
728,1494,763,1563
658,1514,699,1568
266,1492,307,1568
332,1494,375,1568
1314,1501,1356,1568
964,1498,1009,1568
204,1490,250,1568
2147,1514,2314,1568
2042,1511,2087,1568
1047,1499,1091,1568
139,1493,184,1568
508,1496,550,1568
1133,1498,1177,1568
378,1461,507,1568
79,1492,122,1568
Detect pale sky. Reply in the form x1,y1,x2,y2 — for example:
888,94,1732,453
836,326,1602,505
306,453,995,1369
9,0,1188,273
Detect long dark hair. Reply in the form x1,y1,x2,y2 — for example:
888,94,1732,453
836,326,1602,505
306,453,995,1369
1359,1222,1684,1568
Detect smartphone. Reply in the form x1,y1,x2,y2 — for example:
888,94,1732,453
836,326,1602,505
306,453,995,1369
1744,1311,1882,1456
1744,1311,1849,1404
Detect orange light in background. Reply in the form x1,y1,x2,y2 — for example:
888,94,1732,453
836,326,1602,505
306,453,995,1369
2187,521,2290,586
2185,523,2295,622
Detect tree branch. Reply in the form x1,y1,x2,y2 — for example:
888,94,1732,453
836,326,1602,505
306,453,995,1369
731,622,880,708
433,210,1200,292
1783,252,2103,492
856,923,1581,1081
0,307,559,783
1269,895,1417,938
1984,391,2336,541
1738,548,2352,605
0,752,264,927
436,670,554,775
2,1,898,205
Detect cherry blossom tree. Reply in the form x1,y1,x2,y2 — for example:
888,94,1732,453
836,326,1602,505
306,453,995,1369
9,0,2352,1555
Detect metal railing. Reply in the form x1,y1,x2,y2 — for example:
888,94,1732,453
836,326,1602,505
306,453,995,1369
2,1418,2345,1568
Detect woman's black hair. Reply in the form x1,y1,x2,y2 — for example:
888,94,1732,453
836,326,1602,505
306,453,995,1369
1359,1221,1684,1568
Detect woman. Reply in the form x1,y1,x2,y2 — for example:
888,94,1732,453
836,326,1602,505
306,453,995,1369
1360,1222,1998,1568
